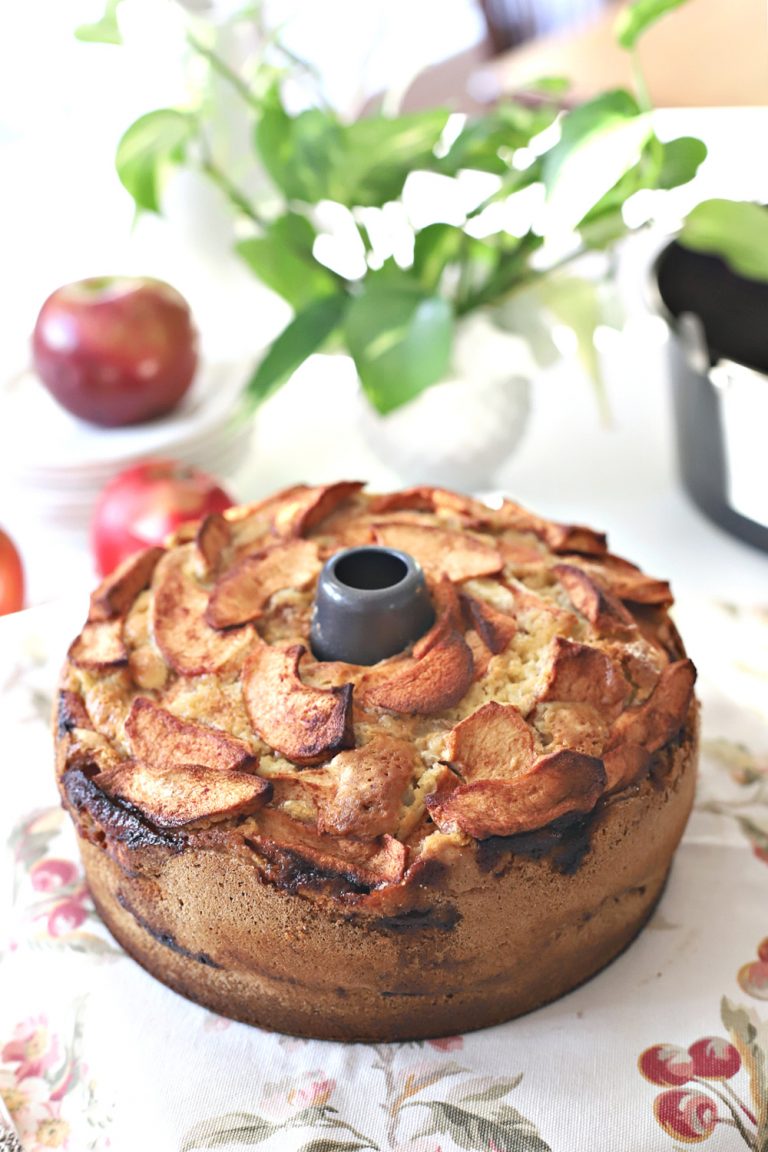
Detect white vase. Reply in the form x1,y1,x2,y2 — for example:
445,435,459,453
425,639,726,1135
356,312,532,491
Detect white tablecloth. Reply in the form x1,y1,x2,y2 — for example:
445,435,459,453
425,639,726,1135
1,588,767,1152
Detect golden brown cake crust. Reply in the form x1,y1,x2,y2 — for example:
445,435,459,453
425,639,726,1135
55,483,699,1040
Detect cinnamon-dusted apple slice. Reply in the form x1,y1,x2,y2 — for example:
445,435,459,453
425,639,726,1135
562,555,673,607
372,522,502,582
460,593,517,655
195,513,231,579
57,688,93,737
540,637,630,710
497,538,547,567
602,658,696,792
369,486,492,521
95,759,271,828
465,630,493,679
426,749,606,838
356,607,473,715
504,580,578,637
68,619,128,671
125,697,257,773
272,481,365,538
444,701,534,782
553,564,635,634
243,643,354,765
248,811,407,886
206,539,321,629
497,500,607,556
308,737,419,839
152,545,253,676
88,547,164,622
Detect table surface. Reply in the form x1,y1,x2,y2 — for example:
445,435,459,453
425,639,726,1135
2,106,768,1151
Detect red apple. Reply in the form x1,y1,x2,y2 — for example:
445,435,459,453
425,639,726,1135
0,528,24,616
91,459,234,576
32,276,199,427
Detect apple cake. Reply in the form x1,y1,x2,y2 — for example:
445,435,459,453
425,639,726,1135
55,482,698,1041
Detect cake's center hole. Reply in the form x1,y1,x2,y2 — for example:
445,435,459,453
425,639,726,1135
334,548,407,591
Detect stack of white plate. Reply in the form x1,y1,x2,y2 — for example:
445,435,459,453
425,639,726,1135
0,359,255,533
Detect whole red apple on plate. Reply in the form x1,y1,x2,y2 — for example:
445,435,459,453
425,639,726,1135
92,459,234,576
0,527,25,615
32,276,199,427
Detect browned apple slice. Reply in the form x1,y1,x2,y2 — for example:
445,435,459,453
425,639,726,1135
57,689,93,736
504,580,578,634
553,564,635,634
152,546,253,676
427,749,605,838
206,539,321,629
356,610,473,715
529,701,610,759
497,538,547,567
96,759,271,828
272,481,365,537
243,643,354,764
465,630,493,679
195,513,231,578
562,555,673,607
369,486,492,521
247,811,407,886
444,701,534,782
540,637,629,709
68,619,128,670
308,737,419,838
460,594,517,654
372,522,502,582
125,697,257,773
602,658,697,791
88,547,164,622
497,500,607,556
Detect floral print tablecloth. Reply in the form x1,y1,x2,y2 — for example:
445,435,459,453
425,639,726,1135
1,595,767,1152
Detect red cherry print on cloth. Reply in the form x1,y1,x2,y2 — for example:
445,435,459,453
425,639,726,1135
47,899,87,937
29,858,79,893
687,1037,742,1080
639,1044,694,1086
654,1089,718,1143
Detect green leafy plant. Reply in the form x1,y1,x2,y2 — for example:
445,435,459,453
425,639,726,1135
82,0,768,416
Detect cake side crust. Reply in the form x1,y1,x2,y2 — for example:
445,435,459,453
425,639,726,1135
73,705,698,1041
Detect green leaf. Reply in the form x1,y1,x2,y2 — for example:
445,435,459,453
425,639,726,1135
243,294,348,410
525,75,571,95
75,0,123,44
411,1101,551,1152
542,91,651,230
440,102,558,176
458,1075,525,1106
678,199,768,283
615,0,691,50
297,1141,370,1152
344,109,449,205
412,225,498,303
115,109,195,213
345,284,454,414
412,224,465,292
656,135,707,189
255,91,347,203
180,1111,277,1151
236,214,337,309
